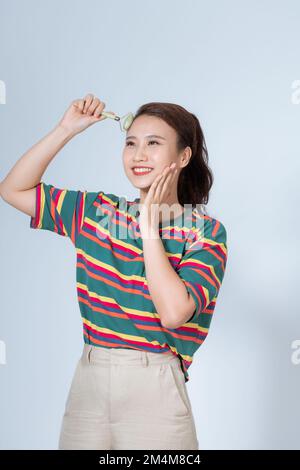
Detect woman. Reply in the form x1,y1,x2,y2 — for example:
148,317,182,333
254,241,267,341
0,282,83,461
0,94,228,450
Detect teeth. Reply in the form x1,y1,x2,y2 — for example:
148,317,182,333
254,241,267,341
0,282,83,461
133,168,153,173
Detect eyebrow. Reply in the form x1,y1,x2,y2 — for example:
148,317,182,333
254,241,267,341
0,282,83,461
125,134,167,141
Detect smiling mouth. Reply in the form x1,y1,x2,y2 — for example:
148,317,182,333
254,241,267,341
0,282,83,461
132,167,154,176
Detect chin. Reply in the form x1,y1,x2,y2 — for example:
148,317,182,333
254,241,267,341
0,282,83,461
131,182,152,190
127,174,155,189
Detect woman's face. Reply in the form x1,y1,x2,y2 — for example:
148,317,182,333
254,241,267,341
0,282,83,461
122,115,181,190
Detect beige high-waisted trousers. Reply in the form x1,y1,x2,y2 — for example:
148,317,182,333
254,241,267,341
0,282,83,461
58,344,199,450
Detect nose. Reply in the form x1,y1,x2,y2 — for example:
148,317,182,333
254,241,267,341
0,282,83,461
133,158,149,164
129,143,154,167
132,156,151,165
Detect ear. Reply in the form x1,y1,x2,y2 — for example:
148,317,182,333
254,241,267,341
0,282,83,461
181,146,192,168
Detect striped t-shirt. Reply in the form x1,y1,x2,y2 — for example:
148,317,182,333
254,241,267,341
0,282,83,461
30,181,228,382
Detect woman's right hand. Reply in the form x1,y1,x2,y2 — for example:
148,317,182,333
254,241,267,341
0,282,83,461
57,93,116,136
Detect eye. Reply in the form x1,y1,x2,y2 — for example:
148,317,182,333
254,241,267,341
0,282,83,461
125,140,159,146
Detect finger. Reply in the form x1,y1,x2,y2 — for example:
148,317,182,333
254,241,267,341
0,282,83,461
168,165,178,185
151,181,166,210
157,167,173,200
157,165,172,190
92,110,115,123
143,173,164,210
74,99,85,112
93,103,107,118
83,93,95,113
86,97,101,115
154,165,170,194
150,173,165,199
158,164,177,200
168,165,178,189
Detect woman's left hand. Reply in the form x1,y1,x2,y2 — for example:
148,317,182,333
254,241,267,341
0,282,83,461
138,162,178,238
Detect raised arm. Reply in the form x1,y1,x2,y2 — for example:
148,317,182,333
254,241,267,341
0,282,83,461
0,94,111,217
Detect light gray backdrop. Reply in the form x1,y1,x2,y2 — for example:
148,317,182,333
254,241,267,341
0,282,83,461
0,0,299,450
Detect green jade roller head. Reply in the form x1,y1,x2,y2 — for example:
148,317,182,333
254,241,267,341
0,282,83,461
101,111,134,132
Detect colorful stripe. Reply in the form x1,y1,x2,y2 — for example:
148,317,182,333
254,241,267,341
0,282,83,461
30,182,228,382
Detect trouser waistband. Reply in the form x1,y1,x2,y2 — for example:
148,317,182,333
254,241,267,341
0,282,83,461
81,343,179,368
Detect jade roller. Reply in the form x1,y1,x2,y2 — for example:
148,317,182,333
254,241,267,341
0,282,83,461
101,111,134,132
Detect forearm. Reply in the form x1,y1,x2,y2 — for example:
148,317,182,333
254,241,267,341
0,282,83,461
0,124,75,196
142,230,190,329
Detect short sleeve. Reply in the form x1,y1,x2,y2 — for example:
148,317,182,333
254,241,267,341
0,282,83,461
177,218,228,324
29,181,100,245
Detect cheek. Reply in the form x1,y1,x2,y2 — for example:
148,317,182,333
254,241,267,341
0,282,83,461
122,153,130,167
153,149,170,164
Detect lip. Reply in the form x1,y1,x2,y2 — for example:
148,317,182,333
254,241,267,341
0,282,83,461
132,167,154,176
